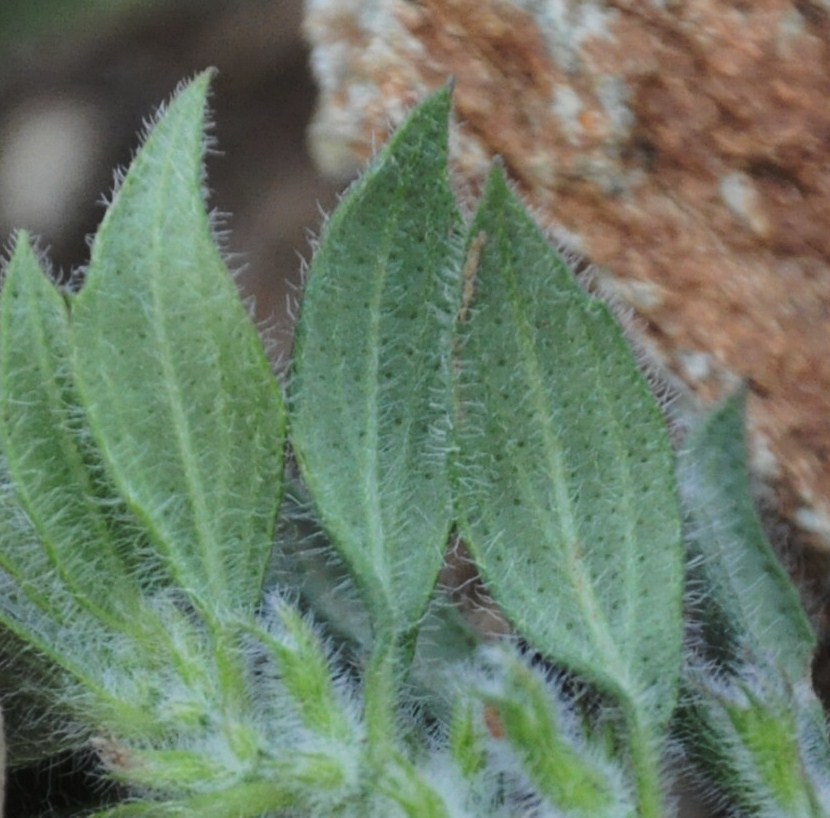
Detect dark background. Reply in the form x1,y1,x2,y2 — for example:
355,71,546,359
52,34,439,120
0,0,342,352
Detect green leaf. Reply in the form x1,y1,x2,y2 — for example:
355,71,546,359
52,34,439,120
723,691,820,816
290,87,463,636
0,492,167,748
685,666,829,818
253,596,355,742
679,392,815,683
376,754,451,818
0,233,142,624
680,396,828,816
448,701,487,780
479,649,629,818
91,780,294,818
0,237,180,742
453,168,684,730
70,71,286,615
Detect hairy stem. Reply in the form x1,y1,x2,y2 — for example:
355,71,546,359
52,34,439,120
625,709,665,818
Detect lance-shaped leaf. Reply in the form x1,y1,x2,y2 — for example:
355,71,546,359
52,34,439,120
253,594,356,743
479,649,631,818
679,397,828,816
448,701,487,781
0,438,145,725
0,450,105,691
453,168,683,730
679,393,815,682
71,71,286,615
290,88,463,636
91,782,294,818
0,234,142,623
685,665,830,818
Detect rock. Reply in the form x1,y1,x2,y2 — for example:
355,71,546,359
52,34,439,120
304,0,830,564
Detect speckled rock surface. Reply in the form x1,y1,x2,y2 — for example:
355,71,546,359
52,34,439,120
304,0,830,560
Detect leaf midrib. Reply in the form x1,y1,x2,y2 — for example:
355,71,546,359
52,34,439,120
359,182,402,621
145,140,226,605
497,213,629,693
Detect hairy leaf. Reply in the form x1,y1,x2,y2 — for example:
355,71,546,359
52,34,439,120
0,234,143,623
480,649,630,818
253,595,355,742
453,168,683,730
71,71,286,615
290,87,463,636
680,396,829,817
679,393,814,682
685,666,829,818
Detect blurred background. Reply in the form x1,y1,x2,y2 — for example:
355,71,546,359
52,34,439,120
0,2,342,813
0,0,342,352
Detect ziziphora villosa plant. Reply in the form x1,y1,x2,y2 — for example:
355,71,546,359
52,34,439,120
0,70,827,817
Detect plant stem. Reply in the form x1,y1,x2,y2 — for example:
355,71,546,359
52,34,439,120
363,625,421,752
624,708,665,818
364,631,402,754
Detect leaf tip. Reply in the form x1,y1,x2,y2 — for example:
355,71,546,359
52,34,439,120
180,66,217,97
481,160,511,205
